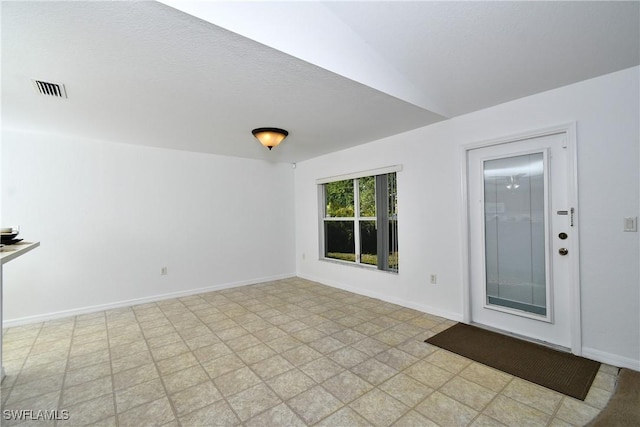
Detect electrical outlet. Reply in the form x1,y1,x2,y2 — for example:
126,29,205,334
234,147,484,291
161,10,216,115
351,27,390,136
430,274,437,284
161,267,167,275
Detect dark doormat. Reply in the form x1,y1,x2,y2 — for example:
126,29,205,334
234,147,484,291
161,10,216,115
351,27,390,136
425,323,600,400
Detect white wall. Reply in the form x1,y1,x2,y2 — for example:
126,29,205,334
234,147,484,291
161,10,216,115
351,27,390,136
295,67,640,369
1,130,296,324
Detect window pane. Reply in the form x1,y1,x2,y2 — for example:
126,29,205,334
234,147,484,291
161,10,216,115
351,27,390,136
484,153,546,316
359,176,376,217
388,173,398,218
325,221,355,262
325,179,354,217
360,220,377,265
389,219,399,270
388,172,399,270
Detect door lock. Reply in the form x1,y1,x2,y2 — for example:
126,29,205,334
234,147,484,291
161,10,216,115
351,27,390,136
559,248,569,256
558,232,568,240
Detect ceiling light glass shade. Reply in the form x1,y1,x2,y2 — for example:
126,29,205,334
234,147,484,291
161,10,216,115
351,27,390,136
252,128,289,150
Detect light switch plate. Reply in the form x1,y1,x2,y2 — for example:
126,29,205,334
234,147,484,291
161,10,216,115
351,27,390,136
623,217,637,232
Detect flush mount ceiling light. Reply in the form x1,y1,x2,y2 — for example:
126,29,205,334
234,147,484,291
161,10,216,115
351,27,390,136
252,128,289,150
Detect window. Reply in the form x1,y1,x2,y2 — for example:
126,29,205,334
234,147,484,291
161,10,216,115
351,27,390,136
320,171,398,272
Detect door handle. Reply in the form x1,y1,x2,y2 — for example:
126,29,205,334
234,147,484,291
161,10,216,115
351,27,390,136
559,248,569,256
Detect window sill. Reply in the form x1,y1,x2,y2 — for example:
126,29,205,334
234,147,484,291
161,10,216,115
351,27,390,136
319,257,399,275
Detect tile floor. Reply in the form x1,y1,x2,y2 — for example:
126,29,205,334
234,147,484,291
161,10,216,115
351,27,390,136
1,277,617,426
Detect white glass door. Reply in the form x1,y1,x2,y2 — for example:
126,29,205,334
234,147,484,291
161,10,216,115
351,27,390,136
468,132,573,348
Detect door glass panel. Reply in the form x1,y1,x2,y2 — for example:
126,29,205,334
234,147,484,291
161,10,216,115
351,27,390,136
483,153,546,316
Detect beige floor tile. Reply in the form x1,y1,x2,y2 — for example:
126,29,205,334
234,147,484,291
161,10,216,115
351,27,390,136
114,378,165,413
7,374,64,405
352,337,391,357
590,371,616,392
322,370,373,403
65,394,116,426
3,345,32,362
213,366,262,397
117,397,175,427
177,325,210,341
155,351,199,376
328,346,370,369
375,348,418,371
201,353,246,378
23,349,69,368
352,358,398,385
267,368,317,400
193,342,232,363
440,376,497,411
110,350,153,374
470,414,508,426
299,356,345,383
267,335,303,353
226,333,262,352
373,330,411,347
215,326,248,341
169,380,223,417
30,338,72,356
2,390,61,416
404,359,454,388
583,385,612,410
227,383,282,421
183,333,220,351
108,331,145,348
162,365,209,394
145,332,183,349
13,359,67,386
554,397,601,426
250,354,295,380
63,376,113,407
291,327,327,344
282,344,323,366
149,341,189,362
350,388,409,426
333,329,367,345
244,402,306,427
236,343,277,364
69,339,108,357
425,349,472,374
110,341,148,360
287,385,343,425
483,395,550,427
308,336,346,354
459,362,513,392
392,410,439,427
379,373,434,407
547,417,575,427
252,326,287,342
278,320,308,333
396,340,438,358
113,363,159,391
416,391,478,427
316,406,371,426
65,361,112,388
501,378,563,415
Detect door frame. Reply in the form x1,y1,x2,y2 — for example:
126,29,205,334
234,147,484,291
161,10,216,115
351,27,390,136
459,123,582,355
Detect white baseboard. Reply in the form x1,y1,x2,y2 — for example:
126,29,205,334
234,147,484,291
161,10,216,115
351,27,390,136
4,273,296,327
582,346,640,371
298,273,463,323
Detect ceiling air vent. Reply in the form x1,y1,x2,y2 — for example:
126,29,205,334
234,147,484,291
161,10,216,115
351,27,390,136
31,79,67,98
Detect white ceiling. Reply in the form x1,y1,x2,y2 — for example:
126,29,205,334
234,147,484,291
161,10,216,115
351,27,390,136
2,1,639,163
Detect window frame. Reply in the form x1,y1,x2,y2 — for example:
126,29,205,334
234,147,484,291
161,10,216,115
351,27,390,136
318,165,401,273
